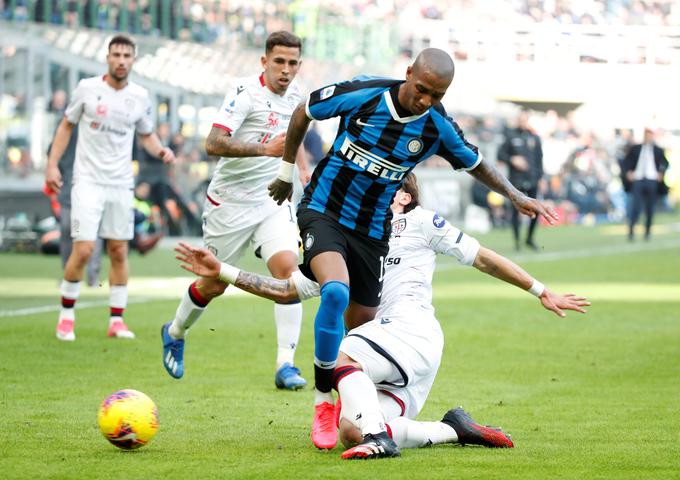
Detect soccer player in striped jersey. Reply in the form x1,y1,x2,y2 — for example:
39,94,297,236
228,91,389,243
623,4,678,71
175,173,588,459
268,48,559,449
161,31,309,390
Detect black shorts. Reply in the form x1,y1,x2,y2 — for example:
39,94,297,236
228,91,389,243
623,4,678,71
297,208,389,307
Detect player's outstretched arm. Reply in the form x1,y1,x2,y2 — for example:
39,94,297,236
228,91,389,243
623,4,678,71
45,117,75,194
268,102,311,204
468,160,558,225
472,246,590,317
174,243,300,303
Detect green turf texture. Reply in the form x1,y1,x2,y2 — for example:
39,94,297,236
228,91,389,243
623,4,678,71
1,218,679,479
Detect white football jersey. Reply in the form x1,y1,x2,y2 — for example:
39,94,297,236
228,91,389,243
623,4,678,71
208,74,303,206
65,75,154,188
291,206,480,315
376,206,480,318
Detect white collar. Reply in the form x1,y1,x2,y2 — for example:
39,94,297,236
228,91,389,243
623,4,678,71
383,91,428,124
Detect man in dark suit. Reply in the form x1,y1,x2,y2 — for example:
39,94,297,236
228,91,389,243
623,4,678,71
622,127,669,241
498,110,544,251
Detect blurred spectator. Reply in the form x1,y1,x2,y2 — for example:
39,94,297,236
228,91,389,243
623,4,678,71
622,127,669,241
497,110,544,251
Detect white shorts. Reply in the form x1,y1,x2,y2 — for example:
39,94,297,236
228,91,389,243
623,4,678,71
70,182,134,241
339,305,444,420
202,195,299,265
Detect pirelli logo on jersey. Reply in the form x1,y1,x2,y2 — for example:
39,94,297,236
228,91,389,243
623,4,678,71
340,138,409,181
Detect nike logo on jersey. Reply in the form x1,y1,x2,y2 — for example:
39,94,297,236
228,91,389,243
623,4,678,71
236,86,245,95
380,318,391,324
355,118,375,127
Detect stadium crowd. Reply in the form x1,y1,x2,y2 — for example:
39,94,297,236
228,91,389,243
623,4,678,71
2,1,678,44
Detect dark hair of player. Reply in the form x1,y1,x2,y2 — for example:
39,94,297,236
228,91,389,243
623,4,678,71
108,34,136,53
265,31,302,55
401,173,420,213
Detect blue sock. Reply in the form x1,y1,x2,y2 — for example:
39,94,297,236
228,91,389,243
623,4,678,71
313,281,349,393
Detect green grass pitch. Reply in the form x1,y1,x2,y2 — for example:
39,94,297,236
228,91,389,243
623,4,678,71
1,218,679,479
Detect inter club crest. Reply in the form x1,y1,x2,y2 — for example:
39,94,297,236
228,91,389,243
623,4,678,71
391,218,406,236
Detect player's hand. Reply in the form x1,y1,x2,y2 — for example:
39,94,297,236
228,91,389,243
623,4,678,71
175,242,220,278
45,165,63,195
511,193,558,225
263,133,286,157
510,155,529,171
268,178,293,205
159,147,176,164
539,289,590,318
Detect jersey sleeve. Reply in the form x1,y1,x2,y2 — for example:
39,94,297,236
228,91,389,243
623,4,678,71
420,210,480,266
135,93,154,135
64,80,86,124
291,271,320,301
212,84,252,134
435,114,483,171
305,79,389,121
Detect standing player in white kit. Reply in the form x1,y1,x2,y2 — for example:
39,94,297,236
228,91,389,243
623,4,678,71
161,31,309,390
46,34,176,341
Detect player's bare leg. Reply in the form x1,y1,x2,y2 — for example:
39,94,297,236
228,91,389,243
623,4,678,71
308,251,350,449
163,276,227,379
334,353,400,459
106,240,134,339
344,301,377,331
57,240,96,341
267,251,306,390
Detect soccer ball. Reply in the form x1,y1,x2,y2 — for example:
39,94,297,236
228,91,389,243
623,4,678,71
97,389,159,450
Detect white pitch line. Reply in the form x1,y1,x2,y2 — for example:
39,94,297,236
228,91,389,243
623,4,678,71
0,297,156,318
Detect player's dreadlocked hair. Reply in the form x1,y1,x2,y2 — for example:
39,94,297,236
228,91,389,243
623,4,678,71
401,173,420,213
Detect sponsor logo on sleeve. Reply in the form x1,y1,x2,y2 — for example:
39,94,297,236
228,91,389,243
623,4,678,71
319,85,336,100
432,213,446,228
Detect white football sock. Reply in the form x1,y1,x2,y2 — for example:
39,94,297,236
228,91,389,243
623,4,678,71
109,285,128,326
169,287,206,339
314,388,334,406
338,370,386,436
388,417,458,448
59,279,81,322
274,302,302,369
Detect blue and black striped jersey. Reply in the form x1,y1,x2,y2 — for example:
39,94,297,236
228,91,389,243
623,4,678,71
301,77,482,241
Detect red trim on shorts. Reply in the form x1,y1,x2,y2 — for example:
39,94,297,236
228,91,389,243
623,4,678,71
259,73,265,86
378,389,406,417
206,194,220,206
212,123,232,133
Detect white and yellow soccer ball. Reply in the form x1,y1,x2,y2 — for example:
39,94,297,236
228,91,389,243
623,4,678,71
97,389,159,450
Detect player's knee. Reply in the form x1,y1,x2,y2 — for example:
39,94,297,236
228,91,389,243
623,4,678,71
72,242,95,264
320,281,350,313
107,243,127,262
